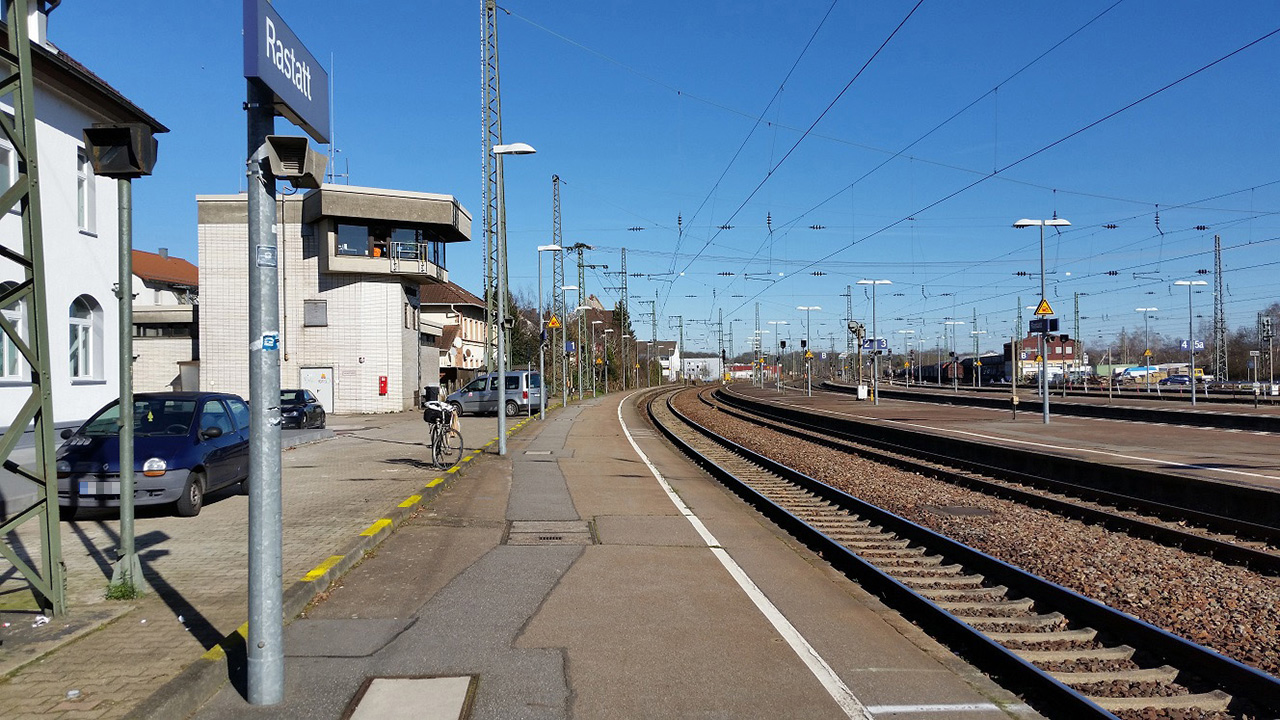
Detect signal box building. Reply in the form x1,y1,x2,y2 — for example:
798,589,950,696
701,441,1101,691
197,184,471,414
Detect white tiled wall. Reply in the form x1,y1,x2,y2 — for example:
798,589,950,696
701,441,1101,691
198,195,419,414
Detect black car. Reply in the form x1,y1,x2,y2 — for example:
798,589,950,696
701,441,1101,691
1158,375,1193,386
57,392,250,517
280,389,326,429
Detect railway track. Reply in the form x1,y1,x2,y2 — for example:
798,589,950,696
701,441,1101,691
712,386,1280,575
648,388,1280,719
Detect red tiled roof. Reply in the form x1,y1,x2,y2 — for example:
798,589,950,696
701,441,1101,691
419,281,484,307
132,250,197,287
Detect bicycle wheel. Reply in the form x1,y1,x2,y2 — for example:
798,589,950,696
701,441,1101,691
434,428,464,468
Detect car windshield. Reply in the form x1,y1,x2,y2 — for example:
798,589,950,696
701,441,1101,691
81,398,198,437
280,390,305,403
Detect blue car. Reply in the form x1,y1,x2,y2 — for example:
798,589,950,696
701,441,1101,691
57,392,250,517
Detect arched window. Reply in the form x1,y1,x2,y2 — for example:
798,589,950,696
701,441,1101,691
69,294,102,379
1,280,25,379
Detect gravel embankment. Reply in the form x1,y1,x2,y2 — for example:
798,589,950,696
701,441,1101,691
673,392,1280,679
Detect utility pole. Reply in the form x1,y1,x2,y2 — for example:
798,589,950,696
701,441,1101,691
1015,296,1023,384
481,0,505,374
717,308,725,382
844,284,853,380
747,299,757,384
670,315,685,383
620,249,628,390
0,0,65,616
602,249,628,391
1074,292,1082,394
550,176,565,401
576,244,588,400
1213,235,1228,381
652,289,659,384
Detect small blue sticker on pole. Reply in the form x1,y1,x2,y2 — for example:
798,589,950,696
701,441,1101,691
261,333,279,351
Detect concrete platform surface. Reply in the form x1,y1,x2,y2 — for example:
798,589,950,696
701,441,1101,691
190,391,1037,720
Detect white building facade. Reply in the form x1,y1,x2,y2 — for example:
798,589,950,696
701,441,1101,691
197,185,470,415
0,8,167,428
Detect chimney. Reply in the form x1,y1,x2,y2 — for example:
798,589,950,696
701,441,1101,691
159,247,169,260
27,1,58,48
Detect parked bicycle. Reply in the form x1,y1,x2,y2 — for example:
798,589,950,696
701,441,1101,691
422,400,464,469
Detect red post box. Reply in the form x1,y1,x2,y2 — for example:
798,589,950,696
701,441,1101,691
378,376,388,395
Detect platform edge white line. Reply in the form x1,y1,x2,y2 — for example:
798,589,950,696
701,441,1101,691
619,392,872,720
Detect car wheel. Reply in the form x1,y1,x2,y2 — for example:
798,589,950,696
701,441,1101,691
316,414,326,429
450,401,464,417
176,471,205,517
505,399,519,417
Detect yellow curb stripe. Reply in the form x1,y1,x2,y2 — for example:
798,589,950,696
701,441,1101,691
204,622,250,660
446,466,459,474
360,518,392,536
302,555,345,582
399,494,422,508
203,645,225,661
426,477,444,488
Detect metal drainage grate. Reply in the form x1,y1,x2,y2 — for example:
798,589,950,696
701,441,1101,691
505,521,594,546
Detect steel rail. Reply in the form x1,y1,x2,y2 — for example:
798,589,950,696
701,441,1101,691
738,386,1280,536
649,389,1280,718
707,388,1280,574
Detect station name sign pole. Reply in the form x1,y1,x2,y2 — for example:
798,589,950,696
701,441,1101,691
243,0,329,705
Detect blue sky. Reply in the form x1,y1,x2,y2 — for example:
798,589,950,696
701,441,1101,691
52,2,1279,357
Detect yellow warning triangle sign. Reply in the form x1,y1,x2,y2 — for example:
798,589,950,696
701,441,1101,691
1034,298,1054,316
547,316,561,329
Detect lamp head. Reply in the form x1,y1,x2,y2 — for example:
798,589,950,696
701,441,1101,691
492,142,536,155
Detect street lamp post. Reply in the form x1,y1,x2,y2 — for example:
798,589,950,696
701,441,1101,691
897,330,915,387
797,306,820,396
1174,281,1207,405
971,330,987,387
492,142,536,456
1014,216,1071,424
536,244,562,420
1136,307,1158,394
857,281,890,405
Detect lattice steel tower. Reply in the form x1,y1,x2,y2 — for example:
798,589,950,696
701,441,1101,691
0,0,64,614
551,176,565,393
481,0,505,371
1213,235,1228,381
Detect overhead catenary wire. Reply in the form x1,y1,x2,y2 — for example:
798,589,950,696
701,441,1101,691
724,24,1280,318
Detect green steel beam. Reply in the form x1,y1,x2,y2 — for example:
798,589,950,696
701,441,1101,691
0,0,66,615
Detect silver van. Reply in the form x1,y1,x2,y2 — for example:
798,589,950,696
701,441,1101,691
446,371,543,417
